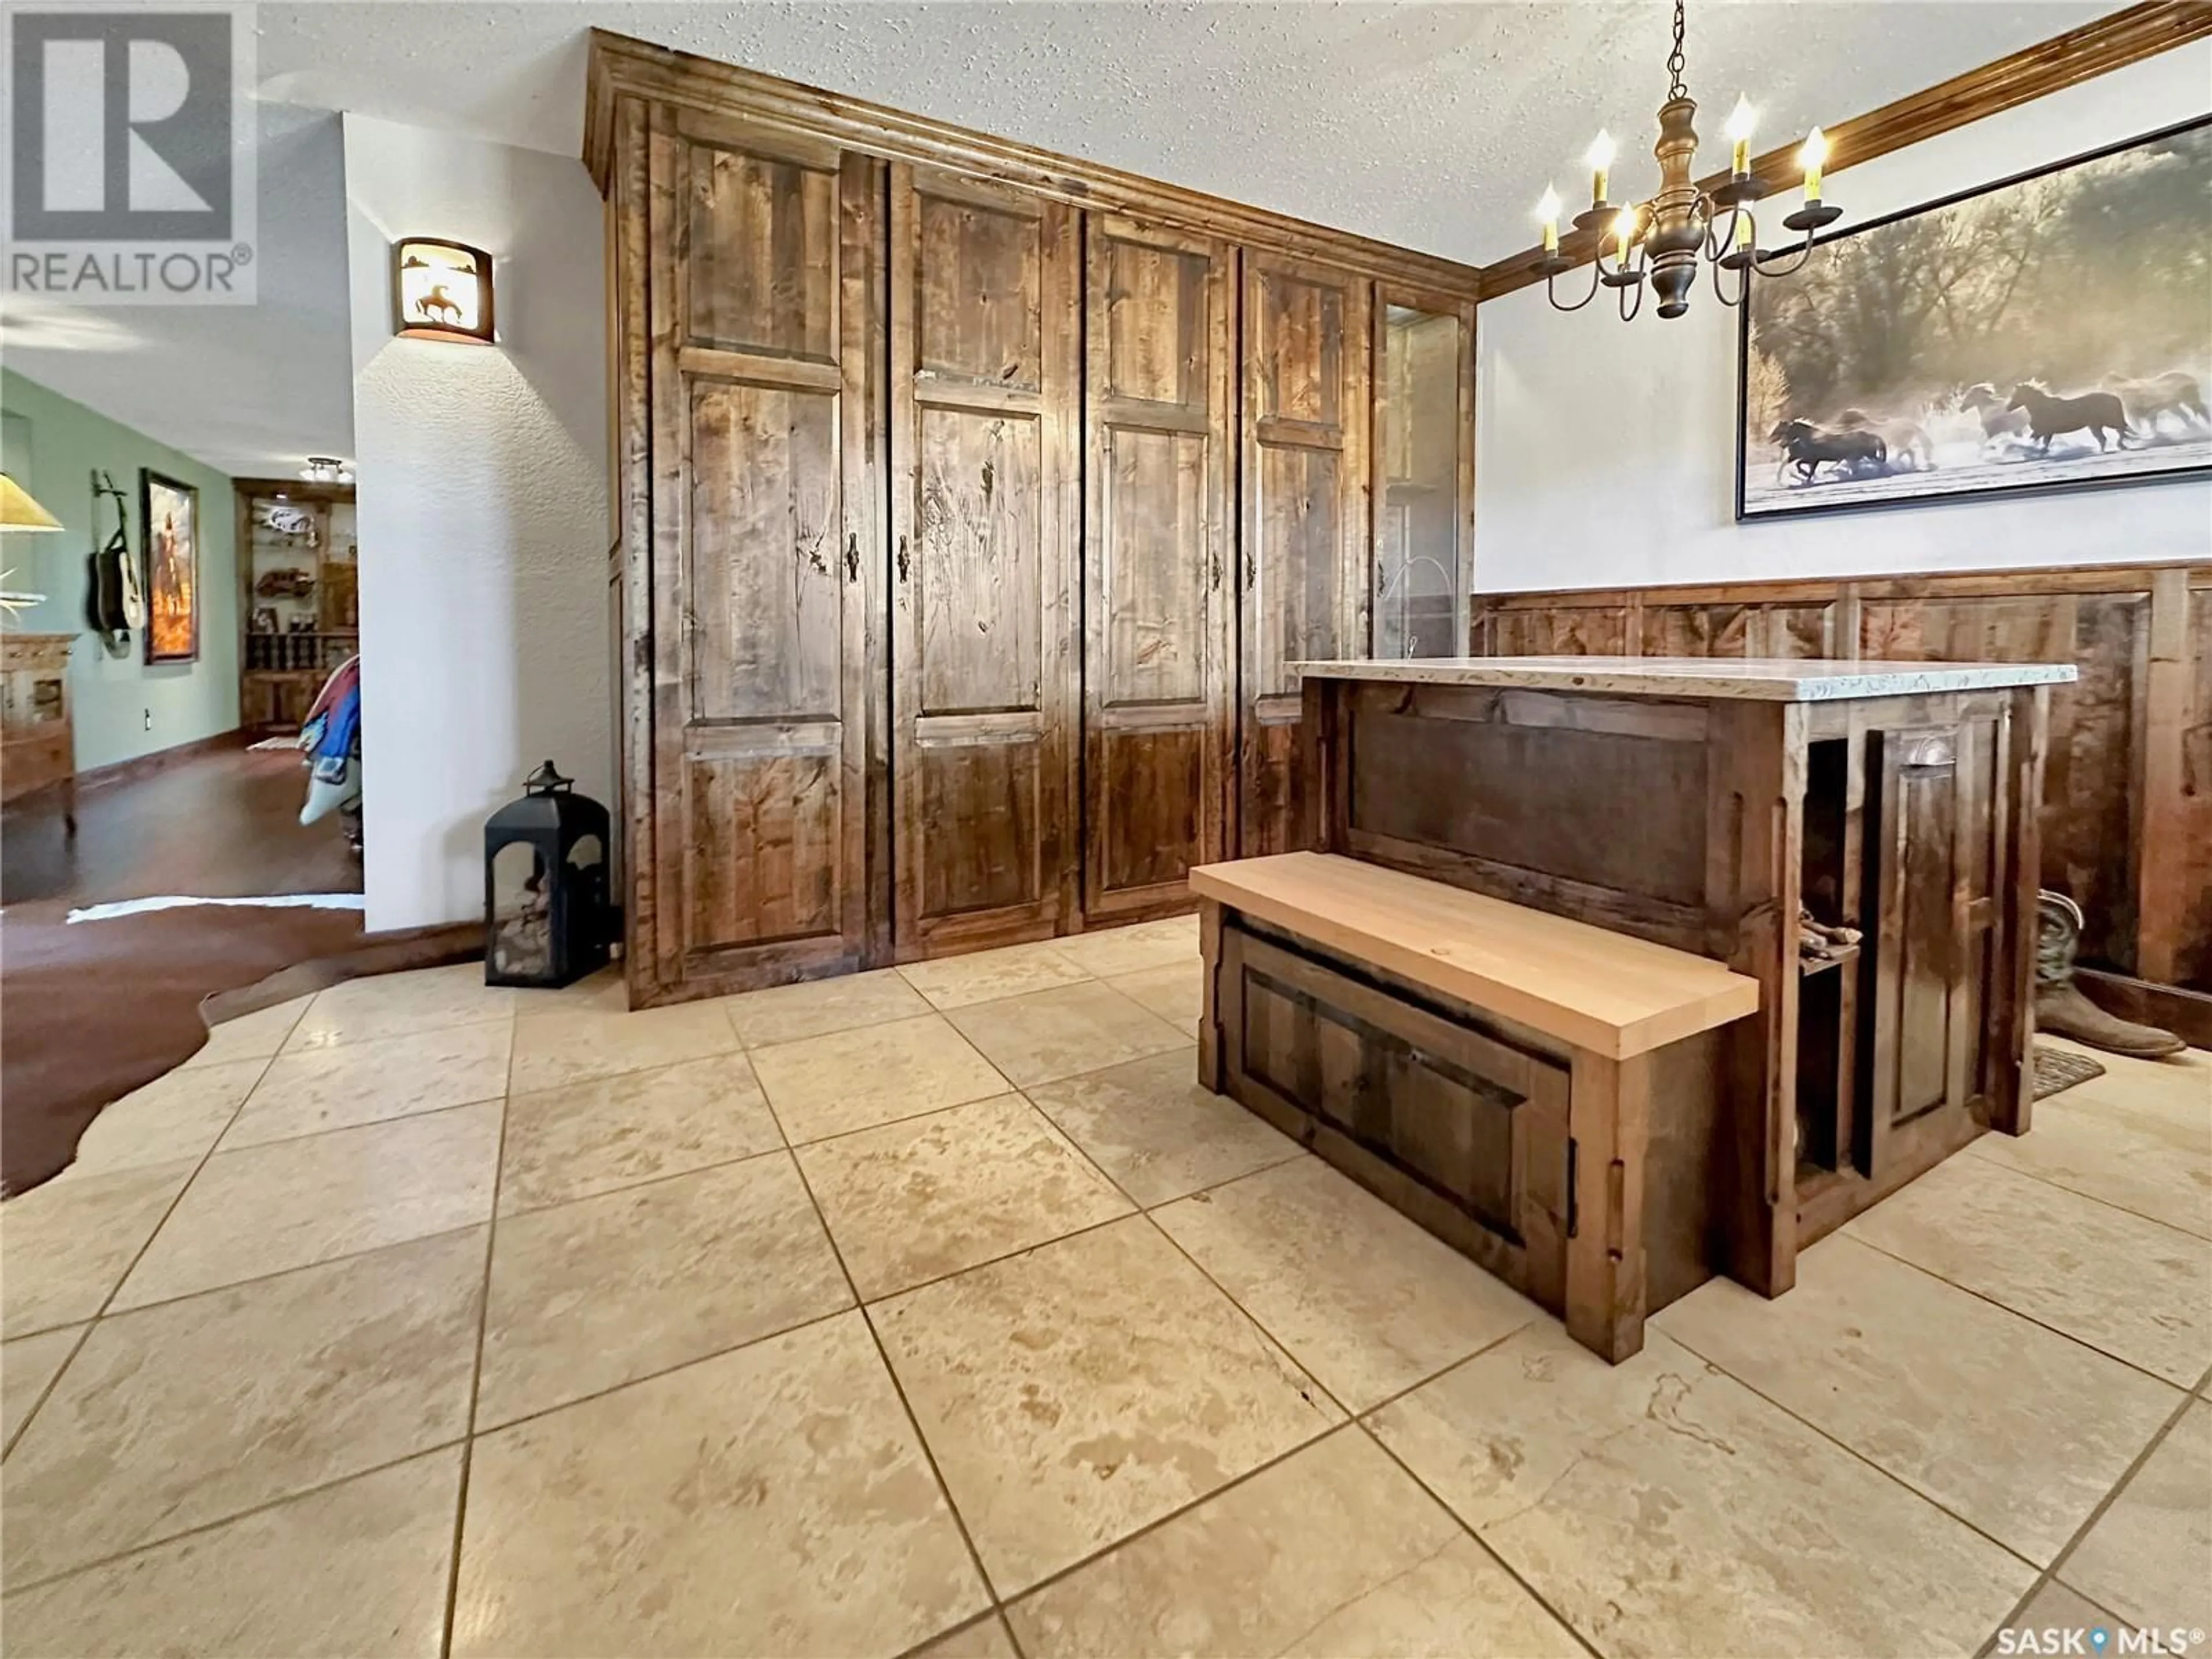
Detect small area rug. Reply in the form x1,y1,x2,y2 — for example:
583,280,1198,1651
2031,1043,2107,1103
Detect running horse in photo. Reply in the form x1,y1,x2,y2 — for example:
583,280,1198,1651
2104,369,2211,434
2006,384,2134,454
1768,419,1887,484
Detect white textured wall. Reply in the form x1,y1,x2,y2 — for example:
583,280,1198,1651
343,113,610,932
1475,43,2212,593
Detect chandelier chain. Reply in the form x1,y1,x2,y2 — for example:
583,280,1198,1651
1666,0,1688,102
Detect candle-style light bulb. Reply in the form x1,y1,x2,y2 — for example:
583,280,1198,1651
1613,206,1638,266
1800,126,1829,203
1586,130,1617,206
1734,210,1753,251
1536,184,1562,253
1725,95,1757,177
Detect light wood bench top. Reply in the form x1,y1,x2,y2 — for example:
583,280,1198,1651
1190,852,1760,1060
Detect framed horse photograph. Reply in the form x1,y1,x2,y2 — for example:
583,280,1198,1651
1736,114,2211,521
141,469,200,664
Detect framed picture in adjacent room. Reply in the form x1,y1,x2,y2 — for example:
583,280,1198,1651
1737,115,2212,521
141,469,200,664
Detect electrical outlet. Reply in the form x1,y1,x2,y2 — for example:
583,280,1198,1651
142,708,152,731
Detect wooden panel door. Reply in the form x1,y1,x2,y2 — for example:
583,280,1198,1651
641,109,880,1001
1238,252,1369,857
1860,720,2002,1175
891,166,1080,957
1082,215,1232,921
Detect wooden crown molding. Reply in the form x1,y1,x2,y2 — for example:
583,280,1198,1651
580,29,1487,297
1478,0,2212,302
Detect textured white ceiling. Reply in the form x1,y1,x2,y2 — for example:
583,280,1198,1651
257,0,2117,267
1,0,2124,480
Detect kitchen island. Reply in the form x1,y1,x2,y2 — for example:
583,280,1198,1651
1198,654,2075,1343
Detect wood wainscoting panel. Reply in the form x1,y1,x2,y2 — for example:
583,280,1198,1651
2180,582,2212,989
638,112,880,1003
1470,560,2212,994
1860,589,2146,975
1081,215,1233,922
1339,681,1713,927
891,165,1080,957
1238,252,1370,859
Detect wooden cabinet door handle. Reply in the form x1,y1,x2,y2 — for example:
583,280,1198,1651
844,533,859,584
897,535,910,585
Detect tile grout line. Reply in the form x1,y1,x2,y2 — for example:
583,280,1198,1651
1958,1136,2212,1244
1653,1323,2060,1577
0,1434,475,1600
0,1318,93,1465
6,1015,302,1456
266,1005,516,1062
463,1294,857,1440
215,1080,513,1157
22,991,1233,1457
437,1017,520,1659
778,1133,1011,1625
1839,1227,2202,1391
947,1045,1615,1647
43,1216,494,1332
1348,1416,1610,1659
1974,1375,2207,1654
496,1135,791,1221
1143,1221,1616,1659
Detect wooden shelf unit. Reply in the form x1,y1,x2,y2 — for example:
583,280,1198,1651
233,479,357,734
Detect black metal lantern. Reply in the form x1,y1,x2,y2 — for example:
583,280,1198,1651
484,761,611,988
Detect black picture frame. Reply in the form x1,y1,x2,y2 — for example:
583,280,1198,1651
141,468,200,664
1734,113,2212,523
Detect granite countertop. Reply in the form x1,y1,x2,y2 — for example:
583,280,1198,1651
1293,656,2079,702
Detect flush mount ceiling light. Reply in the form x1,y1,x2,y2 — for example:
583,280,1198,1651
393,237,494,344
1529,0,1841,320
300,456,354,485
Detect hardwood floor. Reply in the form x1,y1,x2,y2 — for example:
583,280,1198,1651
1,745,365,1194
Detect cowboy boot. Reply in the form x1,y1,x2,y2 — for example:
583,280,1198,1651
2033,891,2186,1059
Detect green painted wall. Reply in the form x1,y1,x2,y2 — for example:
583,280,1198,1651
0,370,239,770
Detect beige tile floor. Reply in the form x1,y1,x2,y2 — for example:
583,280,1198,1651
2,938,2207,1659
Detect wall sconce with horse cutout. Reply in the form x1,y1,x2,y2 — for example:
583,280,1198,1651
393,237,494,344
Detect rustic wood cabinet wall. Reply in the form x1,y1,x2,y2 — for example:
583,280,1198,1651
1084,215,1234,923
588,35,1481,1004
1238,254,1370,861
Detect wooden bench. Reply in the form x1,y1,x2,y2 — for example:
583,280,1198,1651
1191,851,1760,1362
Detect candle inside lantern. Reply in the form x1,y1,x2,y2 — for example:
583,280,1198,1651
1725,96,1756,178
1586,131,1616,207
1800,126,1828,203
1537,185,1562,253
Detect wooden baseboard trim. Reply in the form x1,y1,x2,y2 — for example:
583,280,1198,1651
2074,968,2212,1051
78,728,251,794
199,921,486,1027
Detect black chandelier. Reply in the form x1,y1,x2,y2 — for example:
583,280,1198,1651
1533,0,1842,320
